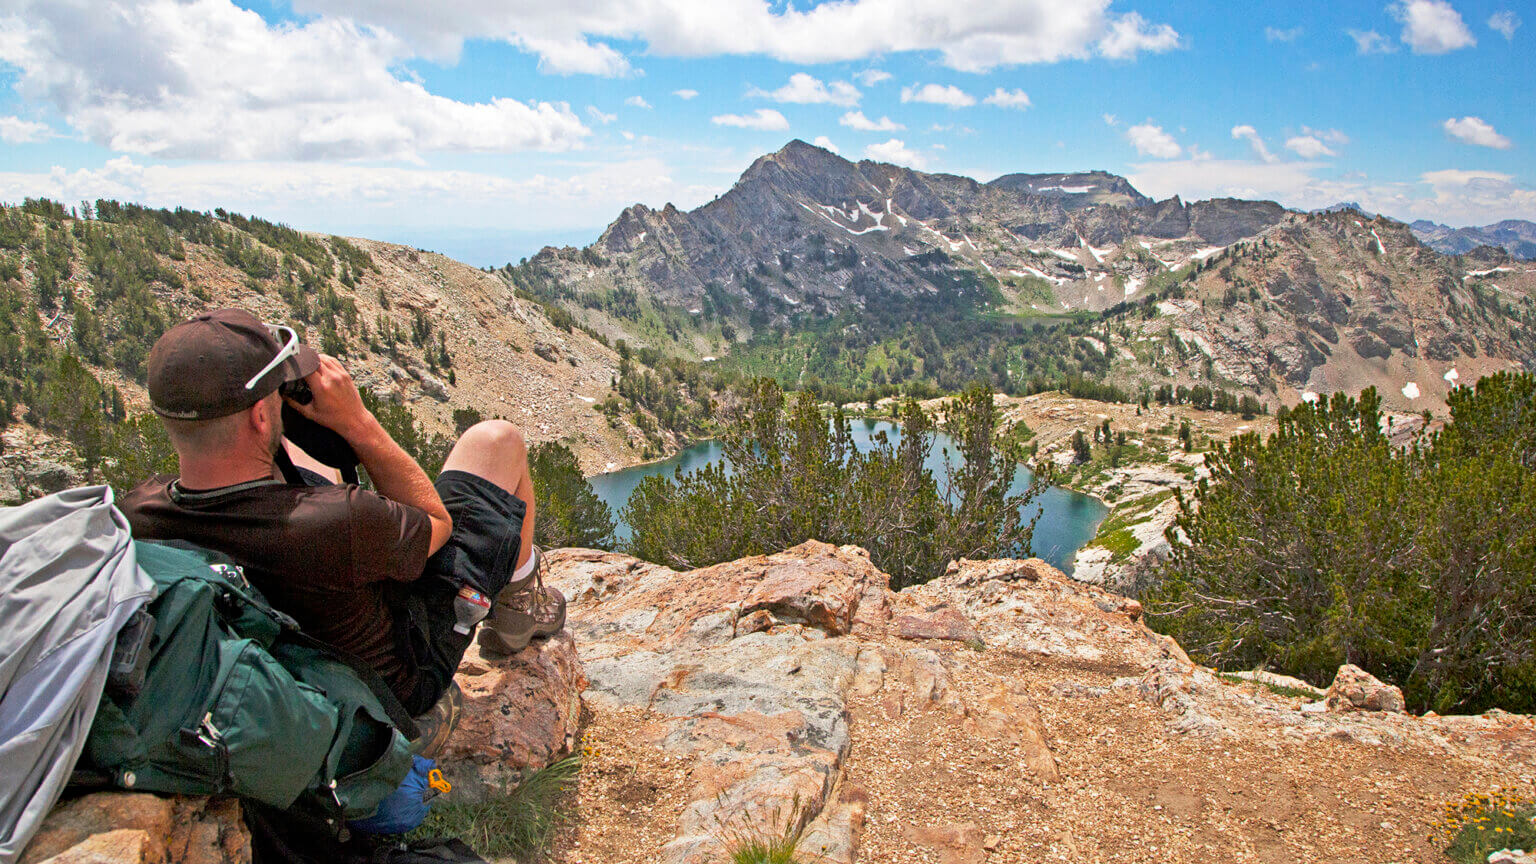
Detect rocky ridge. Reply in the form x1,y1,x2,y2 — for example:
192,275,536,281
24,541,1535,862
524,139,1292,327
1099,210,1534,413
521,141,1533,415
544,542,1532,863
1412,218,1536,260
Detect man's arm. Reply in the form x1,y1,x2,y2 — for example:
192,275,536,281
285,354,453,554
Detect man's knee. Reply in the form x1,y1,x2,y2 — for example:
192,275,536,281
458,420,527,463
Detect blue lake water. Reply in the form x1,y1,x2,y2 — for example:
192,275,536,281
586,419,1108,574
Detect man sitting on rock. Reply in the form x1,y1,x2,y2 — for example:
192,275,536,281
121,308,565,756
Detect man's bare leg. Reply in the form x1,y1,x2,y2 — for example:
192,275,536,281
282,439,343,484
439,420,537,571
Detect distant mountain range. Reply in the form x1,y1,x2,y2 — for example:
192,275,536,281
514,139,1534,411
525,139,1290,318
1409,218,1536,260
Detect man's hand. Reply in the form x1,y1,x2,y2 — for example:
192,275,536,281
284,354,375,444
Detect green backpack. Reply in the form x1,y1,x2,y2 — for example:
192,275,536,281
75,540,415,822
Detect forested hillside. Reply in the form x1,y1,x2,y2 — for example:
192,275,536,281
0,198,729,502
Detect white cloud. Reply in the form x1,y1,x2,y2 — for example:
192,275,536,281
1285,135,1337,158
295,0,1181,74
1302,126,1350,146
710,109,789,131
1443,116,1513,149
1102,113,1118,126
1421,168,1508,186
1097,11,1181,59
1129,158,1536,225
0,0,589,161
0,155,722,231
586,106,617,125
1390,0,1476,53
863,138,926,169
0,116,53,143
840,111,903,132
672,88,699,100
1415,169,1536,222
855,69,892,86
900,83,976,109
1348,29,1396,54
1488,11,1521,39
750,73,860,106
1264,26,1303,42
1126,122,1181,158
509,33,633,75
982,88,1032,109
812,135,840,155
625,95,652,109
1231,125,1276,163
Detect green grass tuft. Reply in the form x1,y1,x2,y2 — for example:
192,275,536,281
713,793,815,864
1435,789,1536,864
407,755,582,861
1216,672,1321,701
728,833,805,864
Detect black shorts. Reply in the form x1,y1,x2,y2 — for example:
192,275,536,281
396,470,528,715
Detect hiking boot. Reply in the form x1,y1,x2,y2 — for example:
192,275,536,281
476,545,566,657
408,680,462,761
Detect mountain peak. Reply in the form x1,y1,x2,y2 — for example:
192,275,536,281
986,171,1150,209
750,138,854,177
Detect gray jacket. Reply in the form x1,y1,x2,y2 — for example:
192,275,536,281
0,487,153,863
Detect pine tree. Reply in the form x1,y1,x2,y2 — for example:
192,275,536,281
1145,379,1536,714
527,442,616,550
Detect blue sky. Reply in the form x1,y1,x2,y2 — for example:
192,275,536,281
0,0,1530,265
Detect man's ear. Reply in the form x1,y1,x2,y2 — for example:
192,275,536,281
246,393,279,438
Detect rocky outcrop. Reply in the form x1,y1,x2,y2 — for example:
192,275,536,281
543,543,886,863
548,541,1536,864
19,794,247,864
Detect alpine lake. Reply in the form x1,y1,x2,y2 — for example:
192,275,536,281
587,418,1109,575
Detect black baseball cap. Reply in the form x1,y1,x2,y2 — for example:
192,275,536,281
147,308,320,420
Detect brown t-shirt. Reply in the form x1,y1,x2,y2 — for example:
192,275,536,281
121,476,432,697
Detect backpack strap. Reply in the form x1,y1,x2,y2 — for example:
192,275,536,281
281,629,421,741
136,540,421,739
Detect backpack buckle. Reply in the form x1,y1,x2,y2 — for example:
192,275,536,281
196,713,222,748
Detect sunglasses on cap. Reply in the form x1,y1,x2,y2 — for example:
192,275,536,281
244,324,313,403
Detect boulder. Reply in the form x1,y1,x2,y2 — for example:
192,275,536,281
29,460,82,495
544,542,884,863
439,632,586,802
19,794,248,864
418,372,450,402
1324,664,1406,713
